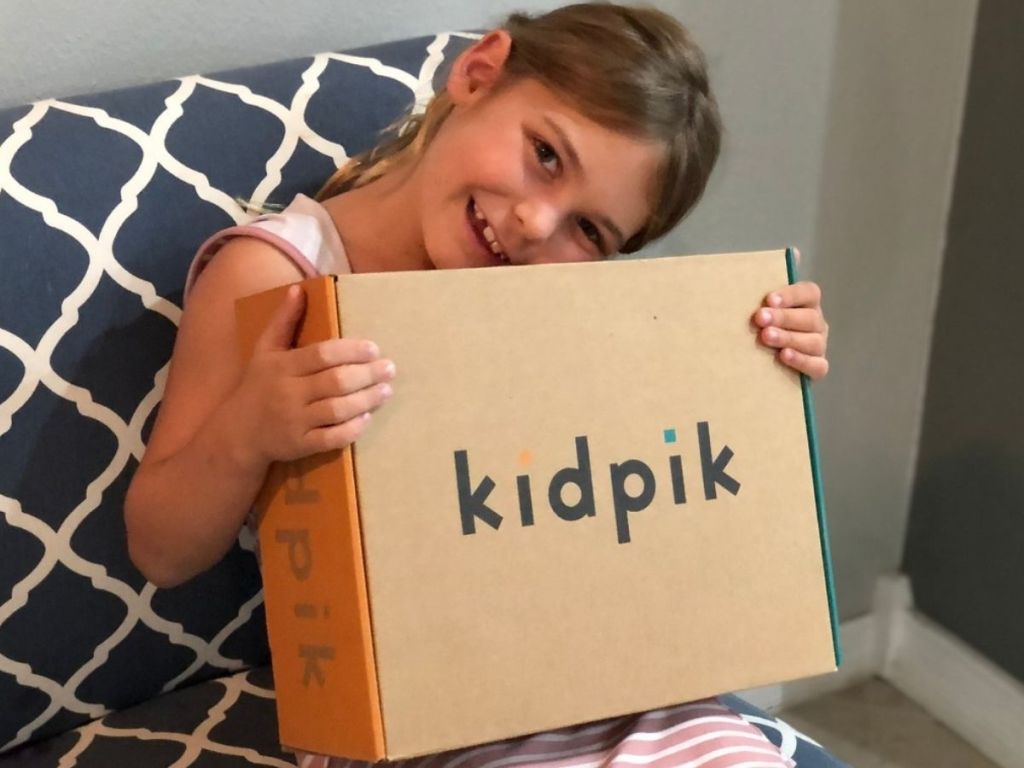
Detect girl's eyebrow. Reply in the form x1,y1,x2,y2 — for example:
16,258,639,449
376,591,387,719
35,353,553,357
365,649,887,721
542,116,627,250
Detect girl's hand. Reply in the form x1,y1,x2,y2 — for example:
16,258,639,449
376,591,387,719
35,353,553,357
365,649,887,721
230,285,397,466
752,251,830,381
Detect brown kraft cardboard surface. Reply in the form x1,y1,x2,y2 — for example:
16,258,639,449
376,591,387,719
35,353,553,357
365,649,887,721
236,249,839,760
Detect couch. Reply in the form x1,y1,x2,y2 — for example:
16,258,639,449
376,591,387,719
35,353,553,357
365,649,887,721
0,32,848,767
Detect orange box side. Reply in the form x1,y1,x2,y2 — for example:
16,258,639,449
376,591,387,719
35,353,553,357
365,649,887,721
235,277,384,760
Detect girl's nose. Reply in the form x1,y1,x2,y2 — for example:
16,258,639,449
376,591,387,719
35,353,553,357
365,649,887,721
513,198,561,242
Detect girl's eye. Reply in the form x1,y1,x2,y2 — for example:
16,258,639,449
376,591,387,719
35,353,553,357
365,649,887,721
577,217,605,254
533,138,560,174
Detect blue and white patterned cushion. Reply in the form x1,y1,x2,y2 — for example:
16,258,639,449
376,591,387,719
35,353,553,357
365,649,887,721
0,31,845,768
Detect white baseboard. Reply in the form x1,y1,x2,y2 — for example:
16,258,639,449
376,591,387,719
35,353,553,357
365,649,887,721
883,600,1024,768
739,573,1024,768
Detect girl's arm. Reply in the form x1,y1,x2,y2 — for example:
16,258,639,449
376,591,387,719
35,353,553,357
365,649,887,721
124,238,394,588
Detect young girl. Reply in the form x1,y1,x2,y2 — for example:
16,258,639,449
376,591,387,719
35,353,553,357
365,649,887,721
126,4,830,767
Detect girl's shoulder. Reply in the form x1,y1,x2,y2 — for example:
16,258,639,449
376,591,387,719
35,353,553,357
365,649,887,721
184,194,351,303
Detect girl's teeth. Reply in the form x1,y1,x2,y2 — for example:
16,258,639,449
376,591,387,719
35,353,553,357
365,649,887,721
472,200,506,260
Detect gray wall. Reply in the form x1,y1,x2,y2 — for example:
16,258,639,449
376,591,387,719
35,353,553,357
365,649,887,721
0,1,979,620
903,0,1024,683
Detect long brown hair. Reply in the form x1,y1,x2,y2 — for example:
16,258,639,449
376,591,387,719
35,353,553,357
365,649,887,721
317,3,722,253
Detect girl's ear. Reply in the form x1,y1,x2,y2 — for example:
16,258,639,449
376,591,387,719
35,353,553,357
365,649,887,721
447,30,513,105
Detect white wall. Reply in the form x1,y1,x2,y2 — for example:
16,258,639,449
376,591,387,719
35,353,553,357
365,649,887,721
0,1,978,619
809,0,979,615
0,0,559,109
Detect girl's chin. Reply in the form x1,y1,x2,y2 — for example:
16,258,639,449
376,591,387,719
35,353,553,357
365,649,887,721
423,250,451,270
426,248,478,271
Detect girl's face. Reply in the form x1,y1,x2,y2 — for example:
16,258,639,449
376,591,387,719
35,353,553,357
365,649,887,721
412,32,663,270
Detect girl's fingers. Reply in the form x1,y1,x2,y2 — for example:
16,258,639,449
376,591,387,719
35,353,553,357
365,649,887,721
302,379,395,452
304,359,396,402
292,338,381,375
753,307,827,334
305,383,394,428
306,412,374,455
759,327,827,357
763,281,822,310
757,275,831,382
778,347,830,381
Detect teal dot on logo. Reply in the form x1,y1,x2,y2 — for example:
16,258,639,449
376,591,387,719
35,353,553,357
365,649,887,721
663,428,677,444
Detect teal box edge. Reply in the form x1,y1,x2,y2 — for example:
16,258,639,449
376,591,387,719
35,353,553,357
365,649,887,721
786,247,842,667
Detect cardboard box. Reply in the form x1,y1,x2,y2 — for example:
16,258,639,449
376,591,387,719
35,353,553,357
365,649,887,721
235,249,840,761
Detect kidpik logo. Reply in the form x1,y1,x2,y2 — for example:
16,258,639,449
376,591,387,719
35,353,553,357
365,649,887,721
454,421,740,543
275,461,335,689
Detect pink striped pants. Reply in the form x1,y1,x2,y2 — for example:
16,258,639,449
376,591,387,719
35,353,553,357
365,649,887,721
294,698,793,768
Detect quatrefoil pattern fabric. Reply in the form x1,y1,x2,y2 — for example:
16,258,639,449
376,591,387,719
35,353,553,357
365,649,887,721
0,33,472,754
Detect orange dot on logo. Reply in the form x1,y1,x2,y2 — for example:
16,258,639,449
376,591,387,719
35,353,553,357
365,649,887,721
518,450,533,467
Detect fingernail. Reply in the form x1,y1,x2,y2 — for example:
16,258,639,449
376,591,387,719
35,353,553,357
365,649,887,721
766,328,779,342
384,361,396,378
366,341,380,357
380,383,393,398
759,308,772,324
770,293,782,307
